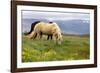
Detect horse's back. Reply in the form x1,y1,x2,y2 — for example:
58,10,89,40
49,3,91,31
34,21,61,34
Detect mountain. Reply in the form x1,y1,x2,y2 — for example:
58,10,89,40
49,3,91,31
22,19,90,35
55,20,90,35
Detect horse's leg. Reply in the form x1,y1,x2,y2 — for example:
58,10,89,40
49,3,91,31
37,32,42,39
47,35,52,40
40,32,42,39
35,32,42,39
33,33,37,39
52,33,57,44
47,35,50,40
50,35,52,40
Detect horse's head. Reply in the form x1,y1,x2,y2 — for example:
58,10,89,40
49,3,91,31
54,31,62,45
57,32,63,45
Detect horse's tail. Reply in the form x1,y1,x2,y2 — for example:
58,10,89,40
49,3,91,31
24,21,41,35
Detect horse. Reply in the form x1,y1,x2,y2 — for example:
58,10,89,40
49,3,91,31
28,21,62,44
24,21,52,40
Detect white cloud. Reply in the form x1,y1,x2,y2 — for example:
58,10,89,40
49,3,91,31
22,10,90,21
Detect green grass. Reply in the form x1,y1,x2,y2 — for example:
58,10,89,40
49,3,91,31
22,35,90,62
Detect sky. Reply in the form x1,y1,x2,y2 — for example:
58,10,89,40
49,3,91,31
21,10,90,34
22,10,90,21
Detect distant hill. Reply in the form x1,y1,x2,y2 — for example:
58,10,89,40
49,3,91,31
62,32,89,37
22,19,90,35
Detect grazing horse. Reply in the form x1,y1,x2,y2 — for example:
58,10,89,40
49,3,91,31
24,21,52,40
28,21,62,44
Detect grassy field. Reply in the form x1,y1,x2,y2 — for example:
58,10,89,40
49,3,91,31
22,34,90,62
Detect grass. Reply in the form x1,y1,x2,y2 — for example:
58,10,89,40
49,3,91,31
22,34,90,62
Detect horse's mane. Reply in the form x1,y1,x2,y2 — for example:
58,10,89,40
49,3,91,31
24,21,41,35
49,22,53,23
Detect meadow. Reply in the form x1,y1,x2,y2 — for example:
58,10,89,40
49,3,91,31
22,34,90,62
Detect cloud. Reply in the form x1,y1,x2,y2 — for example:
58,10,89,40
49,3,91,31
22,10,90,21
